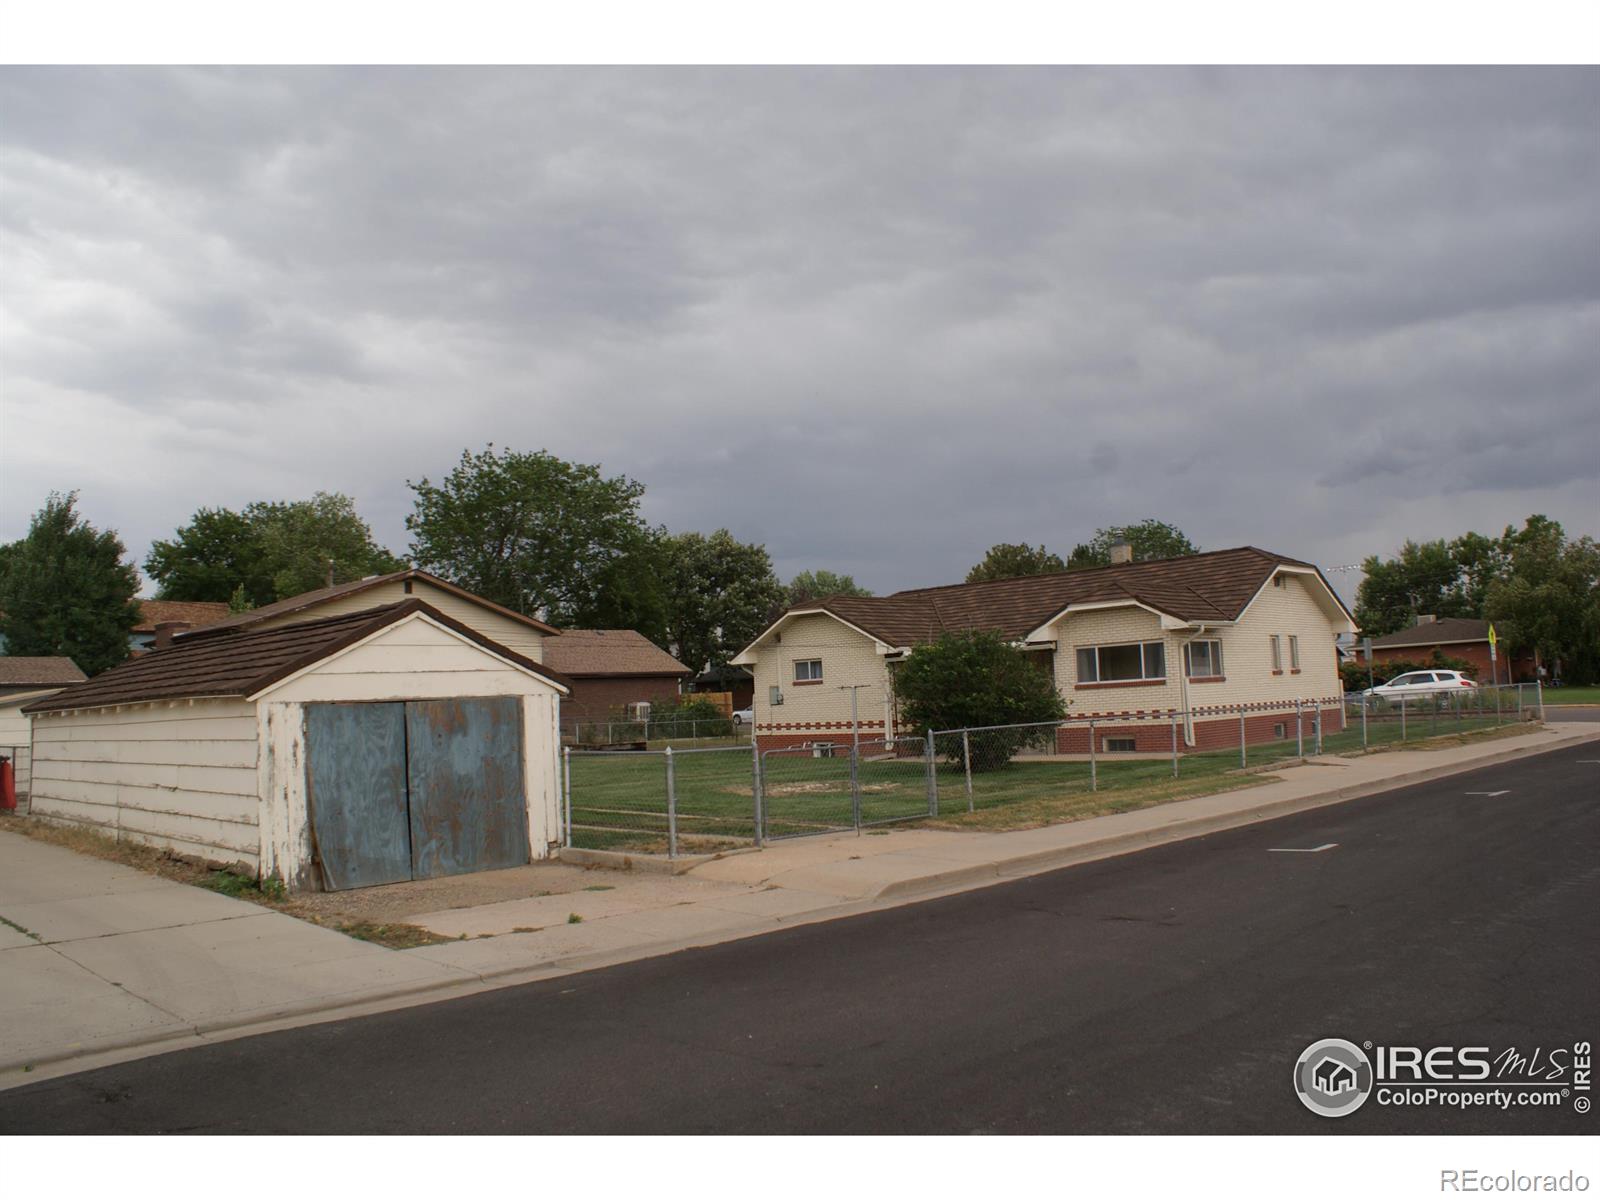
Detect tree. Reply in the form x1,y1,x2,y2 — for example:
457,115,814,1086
1067,519,1200,569
659,530,785,674
786,569,872,608
892,630,1065,767
1353,539,1471,637
0,492,140,675
146,494,403,607
1484,517,1600,684
966,543,1065,583
406,446,655,625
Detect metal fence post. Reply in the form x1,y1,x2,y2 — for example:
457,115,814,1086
1296,698,1304,758
751,738,764,849
1314,703,1323,755
1089,720,1097,791
1537,679,1546,723
1361,694,1368,748
1400,695,1407,741
665,746,678,859
1170,711,1179,778
849,740,862,833
925,729,936,816
1238,706,1247,768
1516,684,1524,721
562,745,573,848
962,729,974,812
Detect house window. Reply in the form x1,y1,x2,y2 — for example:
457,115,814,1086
1104,737,1137,753
1289,635,1301,670
793,658,823,683
1270,635,1283,671
1184,639,1224,678
1075,641,1166,683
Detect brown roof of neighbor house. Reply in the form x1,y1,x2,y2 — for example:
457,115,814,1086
541,629,690,678
132,600,232,633
23,601,570,714
176,569,561,640
759,546,1348,650
0,657,87,687
1368,617,1493,649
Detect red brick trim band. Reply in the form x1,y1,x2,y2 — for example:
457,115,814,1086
1187,675,1226,684
791,679,825,686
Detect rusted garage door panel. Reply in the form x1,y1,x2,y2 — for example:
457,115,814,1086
306,702,411,890
405,696,527,879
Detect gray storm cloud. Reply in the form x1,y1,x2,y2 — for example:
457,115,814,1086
2,66,1596,601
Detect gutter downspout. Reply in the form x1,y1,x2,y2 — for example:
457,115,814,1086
1177,625,1211,747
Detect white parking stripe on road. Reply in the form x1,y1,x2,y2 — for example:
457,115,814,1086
1465,790,1511,796
1268,843,1339,853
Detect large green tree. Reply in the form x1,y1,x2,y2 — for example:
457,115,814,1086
1352,539,1473,636
892,630,1065,766
786,569,872,608
406,446,656,625
659,530,785,673
146,493,403,606
0,492,140,675
966,543,1066,583
1067,519,1200,569
1483,517,1600,684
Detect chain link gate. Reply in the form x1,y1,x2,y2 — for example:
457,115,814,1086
758,736,930,840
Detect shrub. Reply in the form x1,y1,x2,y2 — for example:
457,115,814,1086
641,695,732,738
892,630,1065,769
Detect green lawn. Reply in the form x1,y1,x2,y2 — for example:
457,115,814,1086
566,702,1543,854
1542,685,1600,705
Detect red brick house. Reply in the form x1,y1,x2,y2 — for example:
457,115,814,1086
540,629,690,723
131,599,232,652
1366,616,1535,683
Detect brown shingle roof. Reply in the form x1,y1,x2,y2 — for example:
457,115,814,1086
541,629,690,678
178,569,560,640
0,657,87,687
132,600,232,633
776,547,1342,648
24,601,570,714
1369,617,1491,649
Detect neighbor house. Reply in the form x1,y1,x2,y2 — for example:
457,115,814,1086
130,599,232,652
0,656,86,698
540,628,690,723
175,568,560,659
1366,615,1535,683
732,546,1355,753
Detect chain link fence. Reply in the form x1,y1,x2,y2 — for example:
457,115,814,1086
562,684,1546,857
562,717,751,748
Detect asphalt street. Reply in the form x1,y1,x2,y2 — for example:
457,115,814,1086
3,741,1596,1135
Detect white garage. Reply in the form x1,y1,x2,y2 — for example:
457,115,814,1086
23,600,570,891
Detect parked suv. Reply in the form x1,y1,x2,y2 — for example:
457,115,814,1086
1363,670,1478,700
732,706,754,726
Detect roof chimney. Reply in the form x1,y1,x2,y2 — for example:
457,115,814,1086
1416,614,1437,625
1109,537,1133,565
153,621,190,649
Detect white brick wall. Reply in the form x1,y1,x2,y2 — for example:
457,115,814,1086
748,613,893,734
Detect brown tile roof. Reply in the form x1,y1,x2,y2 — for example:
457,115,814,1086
0,657,87,687
24,601,570,714
177,569,560,640
778,546,1342,648
132,600,232,633
541,629,690,678
1369,617,1491,648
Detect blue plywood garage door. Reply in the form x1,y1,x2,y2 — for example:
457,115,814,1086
305,696,527,890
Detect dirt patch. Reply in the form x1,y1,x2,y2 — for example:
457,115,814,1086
720,781,903,798
0,812,617,948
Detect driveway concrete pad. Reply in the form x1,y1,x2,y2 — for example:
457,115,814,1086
0,944,187,1067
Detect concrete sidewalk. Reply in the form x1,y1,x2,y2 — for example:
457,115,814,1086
5,720,1595,1087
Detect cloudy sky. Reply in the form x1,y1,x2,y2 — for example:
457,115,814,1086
2,67,1596,603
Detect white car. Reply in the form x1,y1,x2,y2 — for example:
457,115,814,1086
1364,670,1479,700
731,707,754,726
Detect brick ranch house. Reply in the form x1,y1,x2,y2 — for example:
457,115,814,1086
540,628,691,724
1366,615,1536,684
732,546,1356,754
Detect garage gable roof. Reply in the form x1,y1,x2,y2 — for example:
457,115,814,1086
175,569,561,640
23,601,571,714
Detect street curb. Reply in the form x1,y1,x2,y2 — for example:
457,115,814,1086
555,845,759,874
6,727,1593,1089
868,728,1600,904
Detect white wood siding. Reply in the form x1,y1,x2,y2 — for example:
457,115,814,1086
251,579,547,661
29,699,261,868
256,614,565,886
